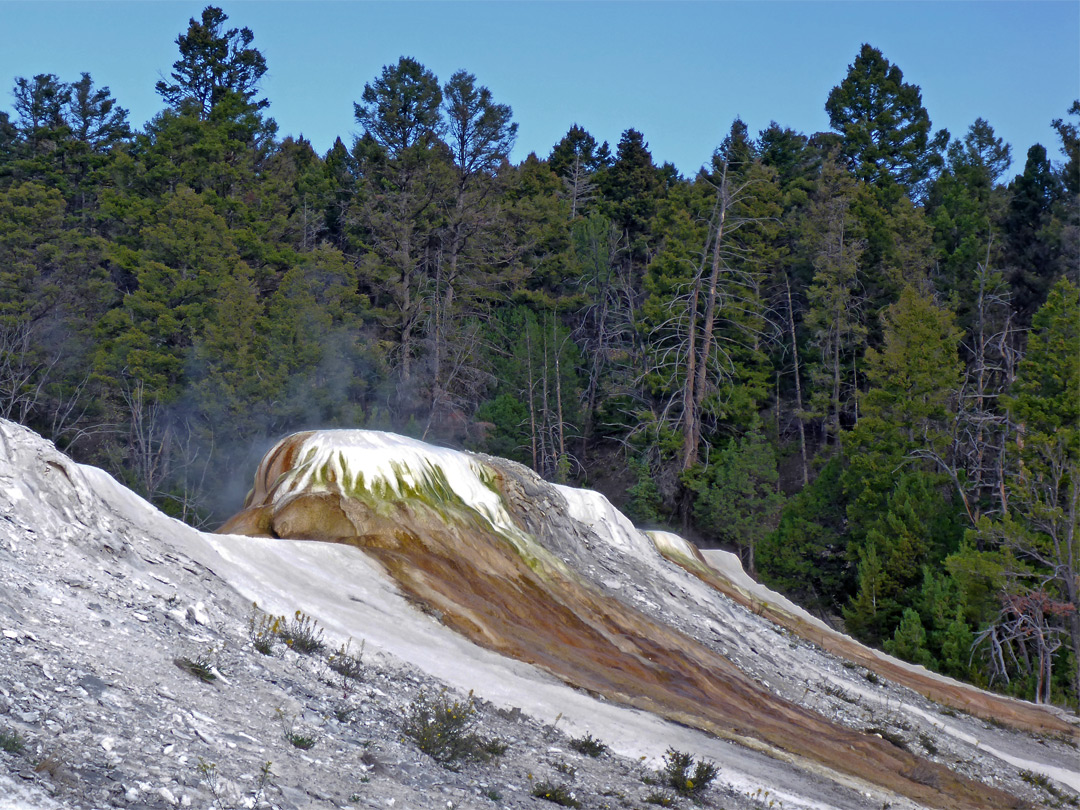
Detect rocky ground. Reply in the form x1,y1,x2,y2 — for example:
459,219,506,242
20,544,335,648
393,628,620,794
0,420,832,810
1,419,1077,810
0,464,776,810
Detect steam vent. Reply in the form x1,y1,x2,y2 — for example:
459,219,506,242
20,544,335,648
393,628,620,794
220,429,1079,810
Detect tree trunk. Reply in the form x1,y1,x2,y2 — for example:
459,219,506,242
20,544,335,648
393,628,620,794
687,163,729,469
526,329,538,472
541,329,551,477
680,270,702,472
553,315,566,464
784,273,809,486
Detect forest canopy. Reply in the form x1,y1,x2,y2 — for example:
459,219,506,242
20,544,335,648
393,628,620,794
1,9,1077,709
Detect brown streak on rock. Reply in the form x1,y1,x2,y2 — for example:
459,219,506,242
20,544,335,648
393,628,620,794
223,440,1028,810
660,544,1076,740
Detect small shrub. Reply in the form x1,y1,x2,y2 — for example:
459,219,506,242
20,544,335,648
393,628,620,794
551,759,576,778
531,781,581,808
197,758,273,810
481,738,509,758
644,793,675,807
821,681,858,704
277,709,316,750
253,761,274,804
196,759,226,810
660,748,718,798
1020,769,1051,789
918,732,938,756
0,729,25,754
864,672,880,685
1020,769,1075,804
279,610,324,654
248,603,280,655
401,690,502,768
175,650,218,683
569,733,607,758
485,788,502,802
328,639,365,681
288,733,316,750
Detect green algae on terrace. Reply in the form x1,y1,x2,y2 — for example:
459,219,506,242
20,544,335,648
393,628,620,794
253,434,573,582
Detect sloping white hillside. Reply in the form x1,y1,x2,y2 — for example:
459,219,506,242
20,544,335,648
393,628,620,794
1,420,1076,810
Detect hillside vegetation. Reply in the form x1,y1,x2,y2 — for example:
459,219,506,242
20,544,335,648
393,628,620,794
1,7,1077,709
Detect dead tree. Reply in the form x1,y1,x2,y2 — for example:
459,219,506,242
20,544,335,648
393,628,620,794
976,589,1072,704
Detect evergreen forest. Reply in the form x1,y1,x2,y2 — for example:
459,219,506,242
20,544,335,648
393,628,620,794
2,9,1077,709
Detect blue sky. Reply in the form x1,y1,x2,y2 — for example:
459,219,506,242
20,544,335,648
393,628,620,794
1,1,1077,177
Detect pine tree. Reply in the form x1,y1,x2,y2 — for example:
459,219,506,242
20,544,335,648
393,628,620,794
757,121,820,200
67,73,131,151
480,305,581,480
426,71,518,436
351,58,452,400
65,73,131,219
844,473,956,643
0,182,111,436
691,430,785,576
939,607,976,679
443,70,516,180
1003,144,1062,324
803,154,867,449
885,608,936,668
926,118,1010,323
265,246,371,430
0,111,18,176
999,278,1080,699
549,124,609,218
1052,100,1079,198
156,5,269,119
842,287,965,644
758,457,850,612
566,210,629,454
826,44,947,201
12,73,69,149
10,74,72,189
844,285,963,535
260,136,336,252
601,129,661,260
845,539,885,641
96,186,240,401
354,57,443,157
